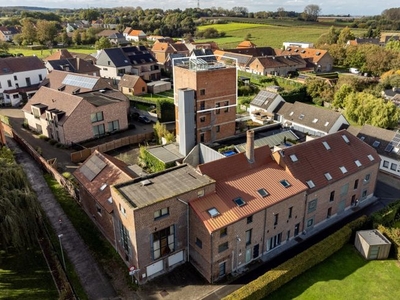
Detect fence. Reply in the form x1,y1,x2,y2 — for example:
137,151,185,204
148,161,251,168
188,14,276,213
71,132,154,163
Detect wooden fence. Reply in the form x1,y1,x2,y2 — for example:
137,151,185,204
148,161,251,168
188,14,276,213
70,132,154,163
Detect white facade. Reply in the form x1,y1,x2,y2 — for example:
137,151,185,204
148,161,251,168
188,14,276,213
380,155,400,178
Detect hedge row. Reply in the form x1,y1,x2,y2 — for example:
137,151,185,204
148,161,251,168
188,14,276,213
370,200,400,227
223,216,367,300
377,225,400,260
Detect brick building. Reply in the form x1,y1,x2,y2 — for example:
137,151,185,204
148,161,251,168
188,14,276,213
173,57,237,155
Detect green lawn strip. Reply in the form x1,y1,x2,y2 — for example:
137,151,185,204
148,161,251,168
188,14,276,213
8,47,95,59
43,174,136,292
0,248,58,299
267,244,400,300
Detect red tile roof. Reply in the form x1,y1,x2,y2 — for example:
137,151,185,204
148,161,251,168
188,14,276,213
192,146,307,233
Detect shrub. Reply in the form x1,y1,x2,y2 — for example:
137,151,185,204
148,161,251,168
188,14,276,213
62,172,72,180
49,139,57,146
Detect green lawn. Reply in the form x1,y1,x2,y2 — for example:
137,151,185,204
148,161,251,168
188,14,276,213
267,244,400,300
197,23,367,49
0,248,59,299
8,47,95,59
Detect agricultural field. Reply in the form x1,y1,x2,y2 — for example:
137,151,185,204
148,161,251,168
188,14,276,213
267,244,400,300
7,47,95,60
197,22,367,49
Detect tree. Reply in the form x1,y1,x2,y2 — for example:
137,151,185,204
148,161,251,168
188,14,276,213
72,30,81,45
305,77,334,103
337,26,355,44
277,7,286,19
0,41,9,52
332,84,354,109
302,4,321,22
95,36,112,50
79,9,99,22
36,20,58,46
20,19,36,45
0,147,41,251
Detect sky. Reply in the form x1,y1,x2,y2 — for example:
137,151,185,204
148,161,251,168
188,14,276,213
2,0,399,16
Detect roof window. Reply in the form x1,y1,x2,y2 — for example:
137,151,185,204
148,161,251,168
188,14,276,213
339,166,348,174
233,197,246,207
290,154,298,162
372,141,380,148
342,135,350,144
257,188,269,198
207,207,220,218
324,172,332,180
355,160,362,167
322,141,331,150
280,179,291,188
306,180,315,188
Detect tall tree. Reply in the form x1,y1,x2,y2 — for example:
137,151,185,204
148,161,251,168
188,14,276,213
302,4,321,21
36,20,58,46
20,19,36,45
337,26,355,44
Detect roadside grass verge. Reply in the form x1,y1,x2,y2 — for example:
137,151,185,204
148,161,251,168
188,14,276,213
0,247,59,299
267,244,400,300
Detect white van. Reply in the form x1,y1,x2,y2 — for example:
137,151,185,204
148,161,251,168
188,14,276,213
349,68,360,74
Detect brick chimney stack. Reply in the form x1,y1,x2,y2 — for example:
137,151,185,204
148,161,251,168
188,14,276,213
246,130,255,163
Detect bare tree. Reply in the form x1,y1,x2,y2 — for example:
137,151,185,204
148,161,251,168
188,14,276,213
302,4,321,21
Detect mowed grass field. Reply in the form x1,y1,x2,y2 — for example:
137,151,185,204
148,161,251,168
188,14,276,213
197,22,367,49
8,47,95,60
266,244,400,300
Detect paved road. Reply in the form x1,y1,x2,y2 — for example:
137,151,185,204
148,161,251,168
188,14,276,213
7,137,118,300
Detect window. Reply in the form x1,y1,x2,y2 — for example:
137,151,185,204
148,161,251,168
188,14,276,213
324,172,332,180
327,207,332,218
299,114,305,120
280,179,291,188
200,89,205,96
362,190,367,198
290,154,298,162
307,217,314,228
306,180,315,188
355,160,362,167
364,174,371,182
330,191,335,202
7,80,12,87
268,233,282,251
220,227,227,238
25,77,31,86
324,121,330,127
197,189,205,197
119,222,130,254
288,206,293,219
108,120,119,132
39,74,43,81
247,215,253,224
383,160,389,168
257,188,269,197
215,102,220,114
200,116,205,123
372,140,380,148
342,135,350,144
195,237,202,249
245,229,252,246
119,203,126,216
308,199,317,213
367,154,374,161
200,133,205,143
93,124,105,137
391,163,398,171
354,179,359,189
233,197,246,207
340,183,349,195
312,118,318,123
96,204,102,216
274,213,279,226
322,141,331,150
218,242,228,253
154,207,169,220
224,101,229,112
216,125,220,133
200,101,205,110
91,111,104,123
339,166,348,174
13,75,17,80
152,225,175,260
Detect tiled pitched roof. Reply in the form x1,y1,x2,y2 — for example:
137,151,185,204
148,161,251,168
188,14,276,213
277,101,348,133
128,30,145,36
171,43,189,52
192,146,307,233
46,57,100,74
45,49,74,61
118,74,143,88
151,42,170,52
74,150,136,213
101,46,156,67
214,50,253,66
224,47,276,57
277,47,329,64
349,124,399,159
96,29,119,37
237,40,256,48
274,130,381,191
0,56,45,75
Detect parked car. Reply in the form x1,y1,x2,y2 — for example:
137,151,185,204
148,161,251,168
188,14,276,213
138,115,151,124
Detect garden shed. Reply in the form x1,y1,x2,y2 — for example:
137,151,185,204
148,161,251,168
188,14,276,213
355,230,391,260
147,80,171,94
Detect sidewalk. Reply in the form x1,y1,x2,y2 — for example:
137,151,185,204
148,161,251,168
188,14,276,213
7,137,119,300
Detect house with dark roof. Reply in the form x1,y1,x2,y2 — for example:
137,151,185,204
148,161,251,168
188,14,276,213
0,56,47,107
118,74,147,95
214,50,253,71
0,26,20,42
276,101,349,136
108,32,130,46
45,57,100,76
249,90,285,124
347,124,400,178
22,86,129,144
110,164,215,283
74,150,137,244
277,47,333,72
95,46,160,81
40,70,116,94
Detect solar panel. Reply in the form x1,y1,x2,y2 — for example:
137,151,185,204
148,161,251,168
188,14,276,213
80,155,107,181
251,90,275,107
62,74,97,89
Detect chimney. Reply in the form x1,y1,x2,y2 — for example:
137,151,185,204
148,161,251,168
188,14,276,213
246,130,255,163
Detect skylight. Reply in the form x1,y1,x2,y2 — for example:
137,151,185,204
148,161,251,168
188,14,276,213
299,114,305,120
372,141,380,148
368,154,375,161
306,180,315,188
360,136,366,141
290,154,298,162
355,160,362,167
289,111,294,116
312,118,318,123
340,166,348,174
322,141,331,150
280,179,291,188
100,183,108,191
324,172,333,180
107,197,113,204
342,135,350,144
324,121,330,127
208,207,220,218
257,188,269,198
233,197,246,207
